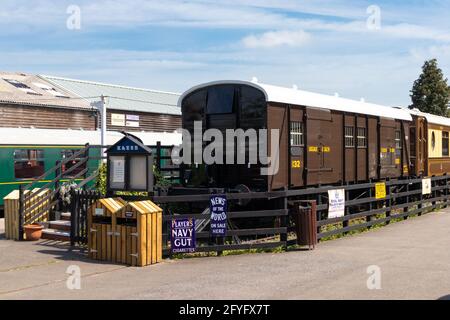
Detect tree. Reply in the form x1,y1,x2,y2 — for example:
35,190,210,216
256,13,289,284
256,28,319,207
410,59,450,116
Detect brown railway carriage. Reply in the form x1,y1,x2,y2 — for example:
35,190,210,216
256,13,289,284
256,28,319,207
410,110,450,177
180,80,413,191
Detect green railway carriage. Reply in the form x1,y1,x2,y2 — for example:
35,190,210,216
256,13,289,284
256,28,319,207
0,128,182,215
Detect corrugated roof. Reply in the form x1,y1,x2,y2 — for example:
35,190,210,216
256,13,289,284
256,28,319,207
41,75,181,116
0,72,91,109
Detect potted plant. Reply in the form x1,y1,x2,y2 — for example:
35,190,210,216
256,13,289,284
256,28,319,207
23,223,44,241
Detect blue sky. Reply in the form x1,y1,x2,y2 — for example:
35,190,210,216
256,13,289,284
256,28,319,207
1,0,449,106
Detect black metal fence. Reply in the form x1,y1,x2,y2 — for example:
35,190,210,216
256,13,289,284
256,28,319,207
153,190,289,256
70,189,101,246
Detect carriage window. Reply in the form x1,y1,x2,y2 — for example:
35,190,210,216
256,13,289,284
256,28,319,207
290,122,304,147
14,149,45,179
410,128,416,157
182,89,206,125
443,132,449,156
61,150,86,178
240,86,266,126
206,86,234,114
357,127,367,148
431,131,436,150
345,126,355,148
395,130,402,149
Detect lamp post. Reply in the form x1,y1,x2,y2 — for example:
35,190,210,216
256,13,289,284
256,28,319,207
91,96,108,162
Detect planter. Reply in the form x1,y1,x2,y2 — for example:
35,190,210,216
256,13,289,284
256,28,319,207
23,223,44,241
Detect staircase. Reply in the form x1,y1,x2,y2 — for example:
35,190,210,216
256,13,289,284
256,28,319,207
41,212,71,242
17,144,102,244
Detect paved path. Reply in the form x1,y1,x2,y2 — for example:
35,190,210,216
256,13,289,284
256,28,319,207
1,210,450,300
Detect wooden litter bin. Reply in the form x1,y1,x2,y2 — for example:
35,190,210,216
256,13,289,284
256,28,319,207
87,198,125,261
115,201,163,267
87,199,162,267
3,188,50,240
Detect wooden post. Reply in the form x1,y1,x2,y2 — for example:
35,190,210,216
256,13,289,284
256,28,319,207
18,185,25,241
386,179,391,225
280,188,288,250
403,181,409,220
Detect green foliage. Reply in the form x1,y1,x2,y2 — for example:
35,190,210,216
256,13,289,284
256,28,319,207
95,162,107,195
410,59,450,116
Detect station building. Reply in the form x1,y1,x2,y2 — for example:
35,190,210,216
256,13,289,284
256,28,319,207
41,75,181,132
0,72,96,130
0,72,181,133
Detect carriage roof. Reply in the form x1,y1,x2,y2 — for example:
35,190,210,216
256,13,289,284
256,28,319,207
179,80,413,121
0,128,182,146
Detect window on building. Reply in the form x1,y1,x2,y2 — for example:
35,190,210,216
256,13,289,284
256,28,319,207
14,150,45,179
357,127,367,148
4,79,42,96
290,122,304,147
345,126,355,148
443,132,449,157
61,150,86,178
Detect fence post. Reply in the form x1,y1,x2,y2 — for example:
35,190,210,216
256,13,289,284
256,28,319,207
280,188,288,250
343,185,350,234
386,179,391,225
445,175,449,209
18,185,24,241
54,160,61,218
403,180,409,220
70,188,77,246
156,141,162,172
366,180,373,228
418,178,423,216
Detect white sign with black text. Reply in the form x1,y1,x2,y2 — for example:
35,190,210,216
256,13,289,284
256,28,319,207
328,189,345,219
422,178,432,195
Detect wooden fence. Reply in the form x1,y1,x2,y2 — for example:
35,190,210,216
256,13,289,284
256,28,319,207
69,175,450,256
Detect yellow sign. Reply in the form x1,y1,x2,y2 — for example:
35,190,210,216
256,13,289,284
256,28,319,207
395,158,401,165
292,160,301,169
309,146,319,152
375,182,386,199
390,148,396,153
381,148,388,153
403,165,409,174
322,146,331,153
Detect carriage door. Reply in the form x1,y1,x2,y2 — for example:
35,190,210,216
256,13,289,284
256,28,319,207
289,108,304,188
416,117,427,176
305,108,334,185
379,118,397,178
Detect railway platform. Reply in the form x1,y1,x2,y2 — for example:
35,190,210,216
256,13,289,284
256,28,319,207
1,207,450,300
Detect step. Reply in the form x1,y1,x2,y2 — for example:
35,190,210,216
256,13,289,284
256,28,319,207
41,229,70,242
48,220,71,232
60,212,71,221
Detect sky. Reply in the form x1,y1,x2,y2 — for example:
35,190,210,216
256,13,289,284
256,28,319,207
1,0,449,107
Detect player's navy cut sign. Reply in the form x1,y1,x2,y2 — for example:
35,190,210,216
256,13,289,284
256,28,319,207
171,218,196,253
210,195,227,237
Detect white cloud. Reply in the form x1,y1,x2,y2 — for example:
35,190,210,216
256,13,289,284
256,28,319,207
242,30,311,48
